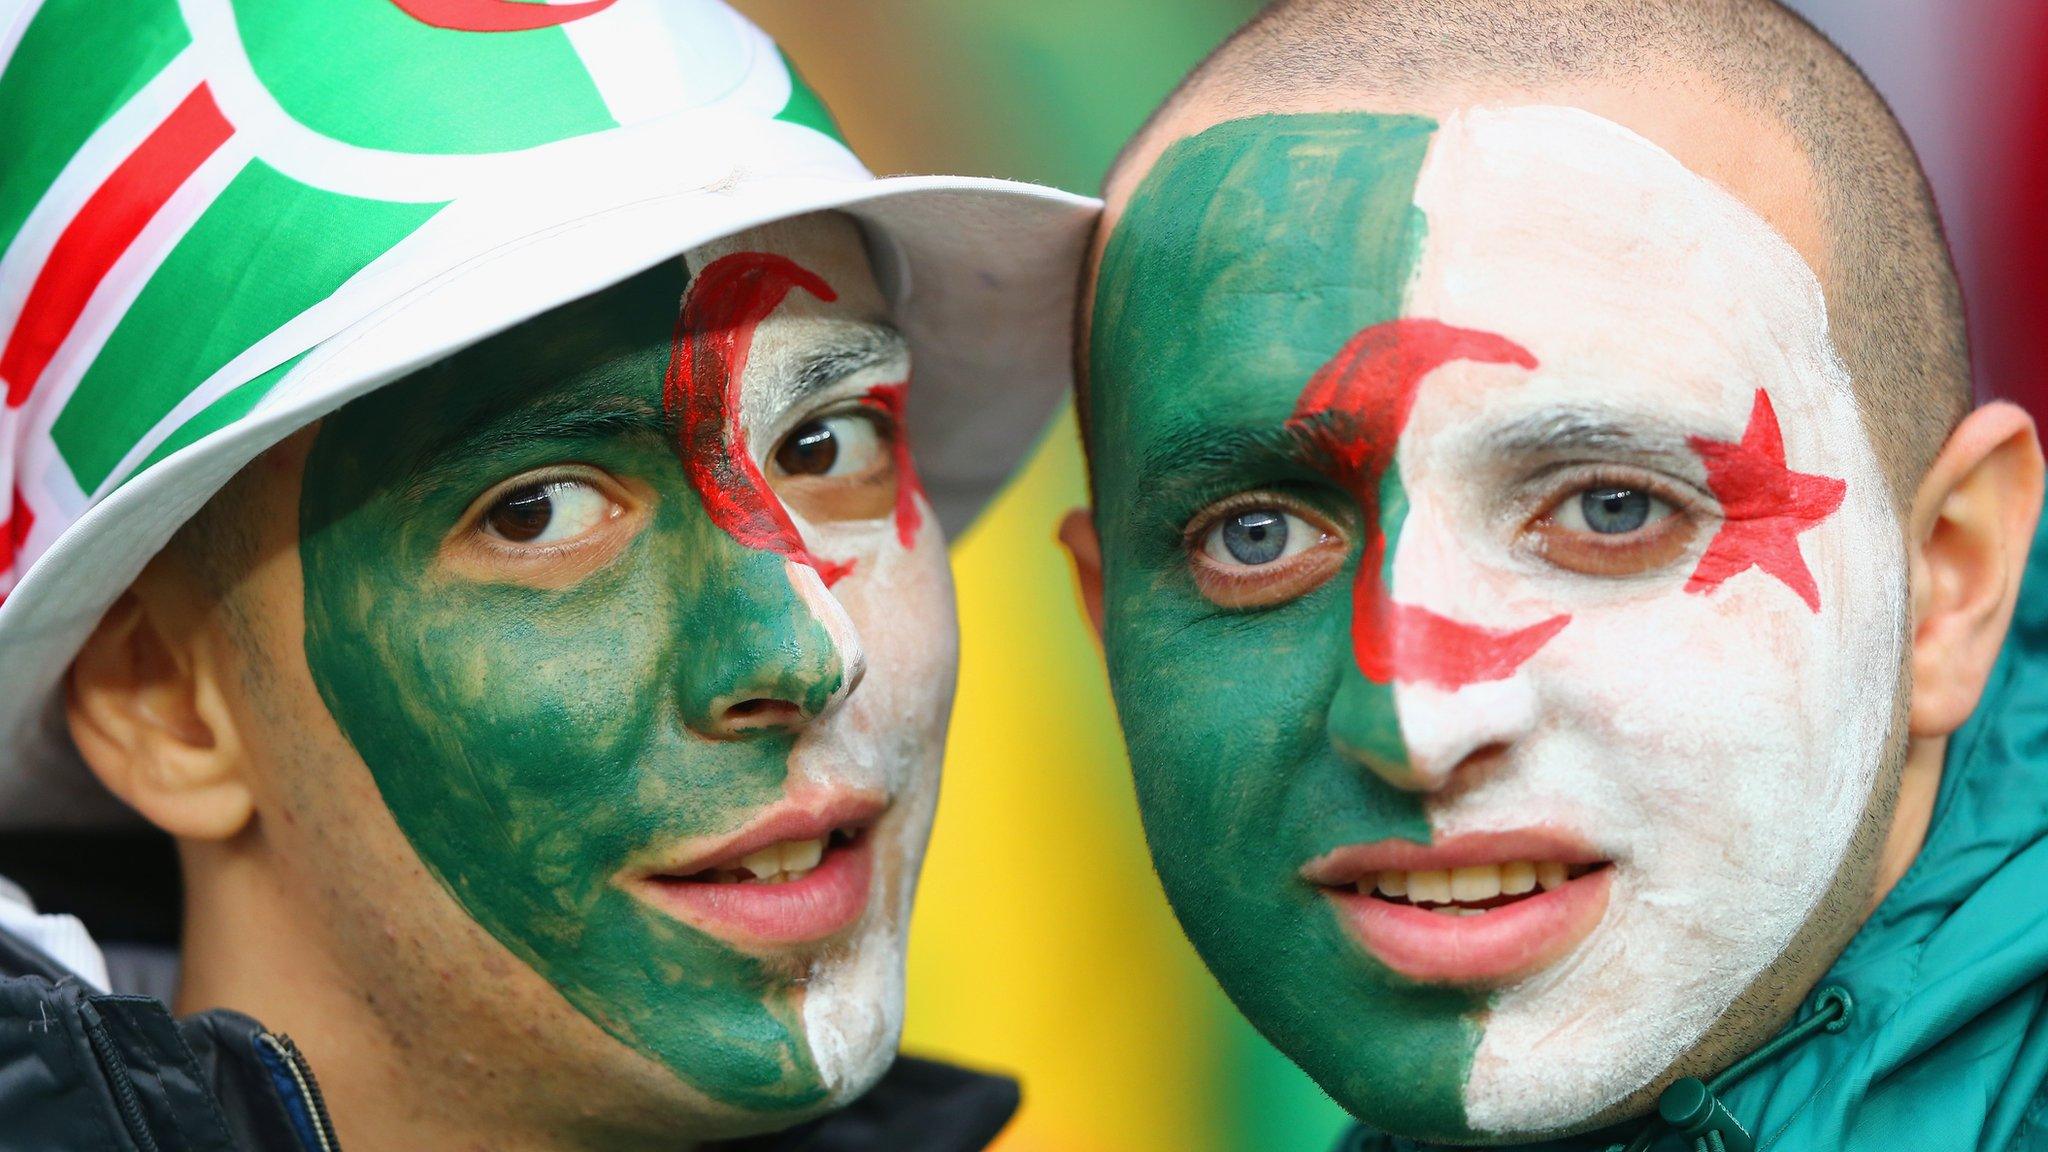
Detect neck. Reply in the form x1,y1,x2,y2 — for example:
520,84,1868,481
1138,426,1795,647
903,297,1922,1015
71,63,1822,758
1872,733,1944,913
173,834,706,1152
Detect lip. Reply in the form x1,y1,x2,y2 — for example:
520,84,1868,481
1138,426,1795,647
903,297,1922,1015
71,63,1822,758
619,789,886,949
1304,830,1613,986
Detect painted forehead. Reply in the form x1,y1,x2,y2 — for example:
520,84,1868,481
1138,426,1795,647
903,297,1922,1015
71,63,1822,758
351,244,904,495
1090,104,1850,450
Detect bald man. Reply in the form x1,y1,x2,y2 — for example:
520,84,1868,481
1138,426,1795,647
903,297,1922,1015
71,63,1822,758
1061,1,2048,1147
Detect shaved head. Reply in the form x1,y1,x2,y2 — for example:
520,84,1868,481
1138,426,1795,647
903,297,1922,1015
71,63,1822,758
1092,0,1971,507
1071,2,1999,1140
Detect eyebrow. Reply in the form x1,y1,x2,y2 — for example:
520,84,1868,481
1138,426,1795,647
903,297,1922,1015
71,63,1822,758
1128,421,1311,525
401,394,671,503
1478,407,1700,460
776,324,910,409
1138,422,1307,483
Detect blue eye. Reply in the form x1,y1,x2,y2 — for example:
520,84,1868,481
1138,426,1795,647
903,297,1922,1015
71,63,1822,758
1579,487,1650,534
1200,507,1323,569
1554,484,1674,538
1223,510,1287,564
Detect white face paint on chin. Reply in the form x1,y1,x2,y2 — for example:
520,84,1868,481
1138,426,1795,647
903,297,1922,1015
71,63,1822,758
1387,106,1906,1133
695,213,957,1099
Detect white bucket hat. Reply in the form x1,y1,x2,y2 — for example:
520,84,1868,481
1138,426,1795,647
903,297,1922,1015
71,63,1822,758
0,0,1097,829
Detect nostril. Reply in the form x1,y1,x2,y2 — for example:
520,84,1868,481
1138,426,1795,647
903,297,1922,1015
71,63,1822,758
719,697,806,733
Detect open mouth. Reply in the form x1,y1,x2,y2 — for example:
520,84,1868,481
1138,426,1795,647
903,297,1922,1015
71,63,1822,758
667,826,866,886
1353,860,1610,916
1304,835,1616,985
624,795,884,950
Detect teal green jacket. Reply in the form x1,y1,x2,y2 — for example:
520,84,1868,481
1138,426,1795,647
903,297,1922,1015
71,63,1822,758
1346,519,2048,1152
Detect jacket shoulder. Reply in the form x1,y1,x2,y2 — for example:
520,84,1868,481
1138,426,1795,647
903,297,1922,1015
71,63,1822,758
0,925,329,1152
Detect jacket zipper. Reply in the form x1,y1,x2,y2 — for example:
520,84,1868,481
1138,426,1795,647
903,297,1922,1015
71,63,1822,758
260,1032,343,1152
79,1001,164,1152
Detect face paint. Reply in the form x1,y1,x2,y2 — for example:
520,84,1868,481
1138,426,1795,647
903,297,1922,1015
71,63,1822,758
672,250,854,586
1088,107,1904,1140
1288,319,1567,690
1685,389,1849,610
858,382,925,549
300,215,953,1116
1091,112,1478,1137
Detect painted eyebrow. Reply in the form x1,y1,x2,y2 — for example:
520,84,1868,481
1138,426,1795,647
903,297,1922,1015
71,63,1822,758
401,395,670,503
1138,423,1306,482
780,323,910,406
1129,422,1309,522
1479,408,1699,460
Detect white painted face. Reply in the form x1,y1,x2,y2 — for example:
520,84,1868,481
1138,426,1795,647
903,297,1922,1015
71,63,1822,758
1386,107,1906,1130
693,213,958,1097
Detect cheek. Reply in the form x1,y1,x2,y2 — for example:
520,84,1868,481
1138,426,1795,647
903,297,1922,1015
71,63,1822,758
1446,502,1905,892
804,519,958,779
852,534,957,729
1533,596,1848,843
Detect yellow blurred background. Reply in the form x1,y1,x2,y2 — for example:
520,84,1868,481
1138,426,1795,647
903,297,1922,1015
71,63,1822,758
730,4,1351,1151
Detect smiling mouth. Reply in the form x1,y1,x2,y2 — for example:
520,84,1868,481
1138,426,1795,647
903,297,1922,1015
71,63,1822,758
1303,834,1617,984
667,826,866,886
1348,860,1611,916
623,793,886,949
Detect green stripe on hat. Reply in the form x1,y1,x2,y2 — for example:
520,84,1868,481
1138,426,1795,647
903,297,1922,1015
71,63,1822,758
774,51,845,145
0,0,188,259
129,350,310,478
231,0,617,155
51,162,441,493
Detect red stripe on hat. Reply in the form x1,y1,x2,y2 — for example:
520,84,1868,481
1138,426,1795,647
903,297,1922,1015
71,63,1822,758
388,0,619,32
2,84,234,408
0,488,35,600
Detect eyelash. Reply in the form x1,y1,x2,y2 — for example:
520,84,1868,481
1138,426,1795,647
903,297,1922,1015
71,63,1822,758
1182,490,1329,549
462,465,625,558
768,391,903,454
1526,464,1704,524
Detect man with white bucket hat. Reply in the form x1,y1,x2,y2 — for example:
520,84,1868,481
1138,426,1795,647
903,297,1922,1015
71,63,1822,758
0,2,1094,1149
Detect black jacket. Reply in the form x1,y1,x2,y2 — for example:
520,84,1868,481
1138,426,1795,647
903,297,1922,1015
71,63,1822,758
0,924,1019,1152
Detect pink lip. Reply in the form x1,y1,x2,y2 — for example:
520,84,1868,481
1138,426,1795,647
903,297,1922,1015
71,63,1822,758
619,789,885,949
1304,830,1613,986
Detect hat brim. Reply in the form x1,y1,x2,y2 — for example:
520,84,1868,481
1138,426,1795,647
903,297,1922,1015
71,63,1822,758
0,166,1098,830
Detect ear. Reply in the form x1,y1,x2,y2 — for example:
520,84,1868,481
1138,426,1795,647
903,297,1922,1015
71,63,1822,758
1907,400,2045,738
1057,508,1106,640
66,557,254,841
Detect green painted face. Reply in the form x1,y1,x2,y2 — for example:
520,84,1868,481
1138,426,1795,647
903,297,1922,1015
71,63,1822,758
297,217,944,1114
1088,114,1479,1136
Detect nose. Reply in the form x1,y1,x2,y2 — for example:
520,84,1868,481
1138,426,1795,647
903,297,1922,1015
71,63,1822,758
1327,664,1540,792
678,556,867,740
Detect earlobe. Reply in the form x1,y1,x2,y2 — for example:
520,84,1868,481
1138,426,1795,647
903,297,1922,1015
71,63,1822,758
1907,401,2045,738
66,566,255,842
1057,508,1107,640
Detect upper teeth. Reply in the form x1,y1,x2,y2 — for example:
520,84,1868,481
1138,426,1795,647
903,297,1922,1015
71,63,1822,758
1359,861,1574,905
709,837,828,884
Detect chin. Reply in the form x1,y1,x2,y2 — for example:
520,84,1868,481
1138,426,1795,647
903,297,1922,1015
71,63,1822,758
794,907,912,1103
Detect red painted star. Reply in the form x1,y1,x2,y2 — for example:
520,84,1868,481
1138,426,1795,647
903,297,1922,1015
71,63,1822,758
1686,389,1846,612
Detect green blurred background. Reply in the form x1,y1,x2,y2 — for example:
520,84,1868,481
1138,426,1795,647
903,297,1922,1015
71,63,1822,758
731,3,1352,1150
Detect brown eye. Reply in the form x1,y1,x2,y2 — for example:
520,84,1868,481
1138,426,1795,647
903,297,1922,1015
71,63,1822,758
1529,482,1697,576
767,412,898,524
481,480,613,545
776,419,839,476
773,414,888,480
